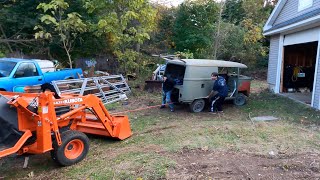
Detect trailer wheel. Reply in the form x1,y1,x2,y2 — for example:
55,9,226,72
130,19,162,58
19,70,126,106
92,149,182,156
190,99,205,113
51,130,89,166
233,93,246,106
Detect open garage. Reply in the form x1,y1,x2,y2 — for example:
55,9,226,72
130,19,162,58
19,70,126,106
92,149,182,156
281,41,318,105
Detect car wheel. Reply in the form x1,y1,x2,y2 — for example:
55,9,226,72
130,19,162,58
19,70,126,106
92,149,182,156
190,99,205,113
233,93,246,106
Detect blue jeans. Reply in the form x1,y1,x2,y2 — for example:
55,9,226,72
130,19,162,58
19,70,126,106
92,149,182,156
162,90,174,110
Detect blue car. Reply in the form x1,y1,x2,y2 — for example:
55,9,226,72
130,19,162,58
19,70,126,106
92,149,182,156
0,58,83,92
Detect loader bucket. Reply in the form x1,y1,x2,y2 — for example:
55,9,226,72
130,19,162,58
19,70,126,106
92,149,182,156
112,116,132,140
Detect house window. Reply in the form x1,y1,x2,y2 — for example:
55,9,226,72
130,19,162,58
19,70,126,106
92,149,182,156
298,0,313,11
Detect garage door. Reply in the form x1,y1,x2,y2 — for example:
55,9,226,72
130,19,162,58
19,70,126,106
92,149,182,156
284,27,320,46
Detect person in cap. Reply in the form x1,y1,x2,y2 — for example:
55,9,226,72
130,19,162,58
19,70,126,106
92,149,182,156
207,72,228,113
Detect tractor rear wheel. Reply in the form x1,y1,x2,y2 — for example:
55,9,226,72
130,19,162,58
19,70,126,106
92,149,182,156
51,130,89,166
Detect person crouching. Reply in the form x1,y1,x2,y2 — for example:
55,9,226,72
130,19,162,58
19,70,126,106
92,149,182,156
207,72,228,113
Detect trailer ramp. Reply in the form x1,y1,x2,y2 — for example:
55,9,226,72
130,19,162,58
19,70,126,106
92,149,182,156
52,75,131,104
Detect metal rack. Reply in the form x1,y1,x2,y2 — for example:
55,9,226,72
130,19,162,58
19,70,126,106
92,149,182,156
51,75,131,104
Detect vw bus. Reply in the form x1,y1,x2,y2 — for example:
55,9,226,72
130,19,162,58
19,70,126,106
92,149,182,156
164,59,251,112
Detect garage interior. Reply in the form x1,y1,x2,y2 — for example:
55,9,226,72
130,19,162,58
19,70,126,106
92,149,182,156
281,41,318,105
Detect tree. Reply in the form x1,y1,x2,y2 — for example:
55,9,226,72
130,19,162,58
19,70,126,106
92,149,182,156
145,5,176,54
222,0,245,25
213,1,226,59
35,0,87,68
0,0,276,71
83,0,157,74
242,0,272,24
238,0,272,65
216,23,246,60
173,0,219,58
0,0,41,55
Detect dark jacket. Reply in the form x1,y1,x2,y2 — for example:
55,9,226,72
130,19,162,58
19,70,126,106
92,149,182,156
163,78,175,92
213,76,228,97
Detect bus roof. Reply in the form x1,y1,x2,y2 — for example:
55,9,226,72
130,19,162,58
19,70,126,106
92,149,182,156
168,59,248,68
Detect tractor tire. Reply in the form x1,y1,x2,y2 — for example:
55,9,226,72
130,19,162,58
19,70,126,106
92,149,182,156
41,84,60,99
51,130,89,166
233,93,246,106
189,99,206,113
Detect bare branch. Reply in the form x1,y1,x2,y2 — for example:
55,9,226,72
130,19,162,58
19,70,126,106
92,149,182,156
8,27,25,39
0,39,37,43
0,24,13,53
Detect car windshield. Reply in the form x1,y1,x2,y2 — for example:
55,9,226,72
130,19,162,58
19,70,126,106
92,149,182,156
0,61,16,77
159,65,166,71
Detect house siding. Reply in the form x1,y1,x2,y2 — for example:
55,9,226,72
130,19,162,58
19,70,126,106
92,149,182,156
313,48,320,109
274,0,320,25
268,35,280,89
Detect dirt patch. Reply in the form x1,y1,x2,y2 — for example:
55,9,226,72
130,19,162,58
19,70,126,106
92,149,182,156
167,148,320,179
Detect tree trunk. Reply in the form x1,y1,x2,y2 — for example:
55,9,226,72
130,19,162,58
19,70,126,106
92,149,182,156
66,50,73,69
0,24,13,53
63,40,73,68
213,1,225,59
135,43,140,52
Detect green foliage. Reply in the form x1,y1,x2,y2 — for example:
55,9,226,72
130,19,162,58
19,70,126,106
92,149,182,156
0,0,275,72
35,0,87,68
215,22,245,60
115,49,140,74
0,0,41,54
83,0,157,73
173,0,219,58
84,0,156,47
165,0,274,66
175,50,194,59
144,6,176,54
238,0,273,66
222,0,245,25
242,0,272,25
0,44,9,58
0,51,5,58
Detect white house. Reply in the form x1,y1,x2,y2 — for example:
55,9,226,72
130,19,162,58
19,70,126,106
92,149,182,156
264,0,320,109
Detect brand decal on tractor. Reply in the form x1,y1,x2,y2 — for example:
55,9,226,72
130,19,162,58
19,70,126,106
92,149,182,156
54,98,83,105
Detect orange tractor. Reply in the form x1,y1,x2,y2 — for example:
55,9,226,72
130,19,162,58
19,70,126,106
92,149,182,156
0,91,132,166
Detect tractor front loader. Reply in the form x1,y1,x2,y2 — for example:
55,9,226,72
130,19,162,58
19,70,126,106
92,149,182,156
0,91,132,166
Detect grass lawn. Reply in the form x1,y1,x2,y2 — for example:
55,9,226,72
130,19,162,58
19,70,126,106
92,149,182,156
1,80,320,179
